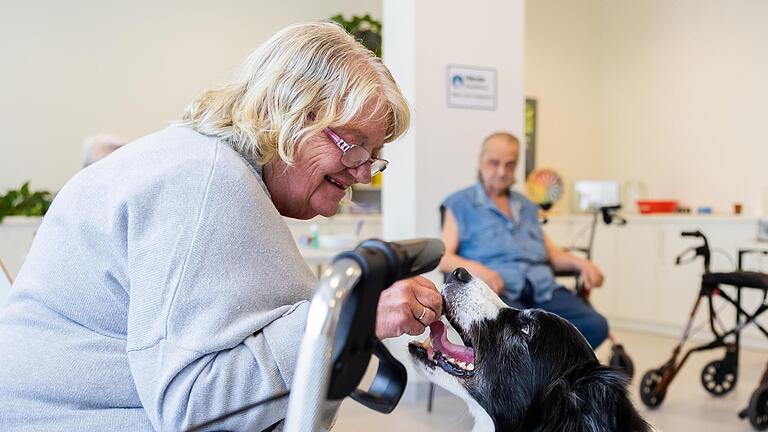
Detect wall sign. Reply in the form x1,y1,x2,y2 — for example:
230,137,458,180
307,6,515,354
447,65,497,110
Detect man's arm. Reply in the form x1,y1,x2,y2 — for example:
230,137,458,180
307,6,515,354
543,233,604,289
438,208,505,294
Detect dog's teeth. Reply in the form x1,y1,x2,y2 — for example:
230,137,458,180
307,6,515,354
448,357,456,364
457,361,467,369
467,363,475,371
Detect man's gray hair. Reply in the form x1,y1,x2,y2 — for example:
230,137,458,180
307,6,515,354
479,132,520,159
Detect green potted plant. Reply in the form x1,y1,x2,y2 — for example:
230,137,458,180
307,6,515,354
329,14,382,58
0,182,54,223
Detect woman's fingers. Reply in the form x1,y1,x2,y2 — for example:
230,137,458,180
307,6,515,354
374,276,444,339
410,276,443,318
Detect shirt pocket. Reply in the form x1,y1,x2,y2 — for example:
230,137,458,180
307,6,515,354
461,222,509,261
524,224,544,242
521,224,548,261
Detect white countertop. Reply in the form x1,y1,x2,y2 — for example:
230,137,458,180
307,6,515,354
548,213,762,224
0,216,43,227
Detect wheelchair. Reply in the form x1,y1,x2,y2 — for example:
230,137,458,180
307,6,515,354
638,230,768,425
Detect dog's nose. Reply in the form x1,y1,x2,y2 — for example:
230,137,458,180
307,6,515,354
451,267,472,283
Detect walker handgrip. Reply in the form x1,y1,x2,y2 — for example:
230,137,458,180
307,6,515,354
388,238,446,280
321,239,444,410
357,238,445,283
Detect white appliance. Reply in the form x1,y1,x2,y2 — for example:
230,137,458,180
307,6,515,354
572,180,621,212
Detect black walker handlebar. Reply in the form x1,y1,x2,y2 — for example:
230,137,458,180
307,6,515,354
676,230,712,273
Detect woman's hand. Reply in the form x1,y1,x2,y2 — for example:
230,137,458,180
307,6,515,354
579,260,604,290
375,276,443,339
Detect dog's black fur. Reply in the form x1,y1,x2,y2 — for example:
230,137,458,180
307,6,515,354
462,308,649,431
409,269,651,432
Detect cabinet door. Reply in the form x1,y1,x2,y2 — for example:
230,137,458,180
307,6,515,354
589,224,619,313
612,225,660,323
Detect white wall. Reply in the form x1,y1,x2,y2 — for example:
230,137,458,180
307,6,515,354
382,0,525,241
598,0,768,215
524,0,602,213
526,0,768,216
0,0,380,193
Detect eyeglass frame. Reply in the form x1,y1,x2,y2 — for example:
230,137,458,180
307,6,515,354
322,127,389,177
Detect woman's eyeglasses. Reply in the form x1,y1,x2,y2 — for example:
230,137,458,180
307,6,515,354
323,127,388,177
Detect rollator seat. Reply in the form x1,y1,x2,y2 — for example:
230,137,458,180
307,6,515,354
703,271,768,290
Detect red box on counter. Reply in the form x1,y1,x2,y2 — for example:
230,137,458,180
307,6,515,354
637,200,678,214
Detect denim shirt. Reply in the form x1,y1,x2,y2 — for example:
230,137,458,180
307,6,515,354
442,183,558,304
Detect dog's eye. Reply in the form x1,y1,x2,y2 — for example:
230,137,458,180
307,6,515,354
520,324,530,336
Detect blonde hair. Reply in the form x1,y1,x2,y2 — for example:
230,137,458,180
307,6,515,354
180,22,410,166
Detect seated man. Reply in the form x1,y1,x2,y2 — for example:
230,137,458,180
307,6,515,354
439,132,608,348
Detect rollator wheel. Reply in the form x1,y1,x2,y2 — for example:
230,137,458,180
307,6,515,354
748,384,768,430
639,368,667,408
701,359,737,396
609,344,635,380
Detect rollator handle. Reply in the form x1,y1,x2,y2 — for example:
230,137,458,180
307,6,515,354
328,238,444,401
681,230,704,238
284,238,444,432
357,238,445,283
599,205,626,226
678,230,711,272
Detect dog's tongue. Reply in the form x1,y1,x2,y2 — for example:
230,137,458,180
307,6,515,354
429,321,475,364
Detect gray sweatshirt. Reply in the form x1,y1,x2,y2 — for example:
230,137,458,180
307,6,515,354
0,126,322,430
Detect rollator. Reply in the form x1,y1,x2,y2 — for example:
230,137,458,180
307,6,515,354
639,230,768,424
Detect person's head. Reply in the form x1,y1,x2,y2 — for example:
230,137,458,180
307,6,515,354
81,133,126,168
181,22,410,219
478,132,520,197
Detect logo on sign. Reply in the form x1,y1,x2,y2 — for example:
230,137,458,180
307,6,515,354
447,65,497,110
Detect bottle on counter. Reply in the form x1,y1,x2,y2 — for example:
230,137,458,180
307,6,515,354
309,224,319,249
622,180,648,214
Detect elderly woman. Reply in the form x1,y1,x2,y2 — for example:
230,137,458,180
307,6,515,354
0,23,442,431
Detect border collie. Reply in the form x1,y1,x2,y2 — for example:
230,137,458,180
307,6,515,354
408,267,651,432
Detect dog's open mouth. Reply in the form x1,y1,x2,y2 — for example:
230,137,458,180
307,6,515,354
408,321,476,377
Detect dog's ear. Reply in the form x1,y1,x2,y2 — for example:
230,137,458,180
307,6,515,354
526,362,651,432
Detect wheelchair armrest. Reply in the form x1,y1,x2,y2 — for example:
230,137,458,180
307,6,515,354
554,269,581,278
562,246,590,258
552,267,591,302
